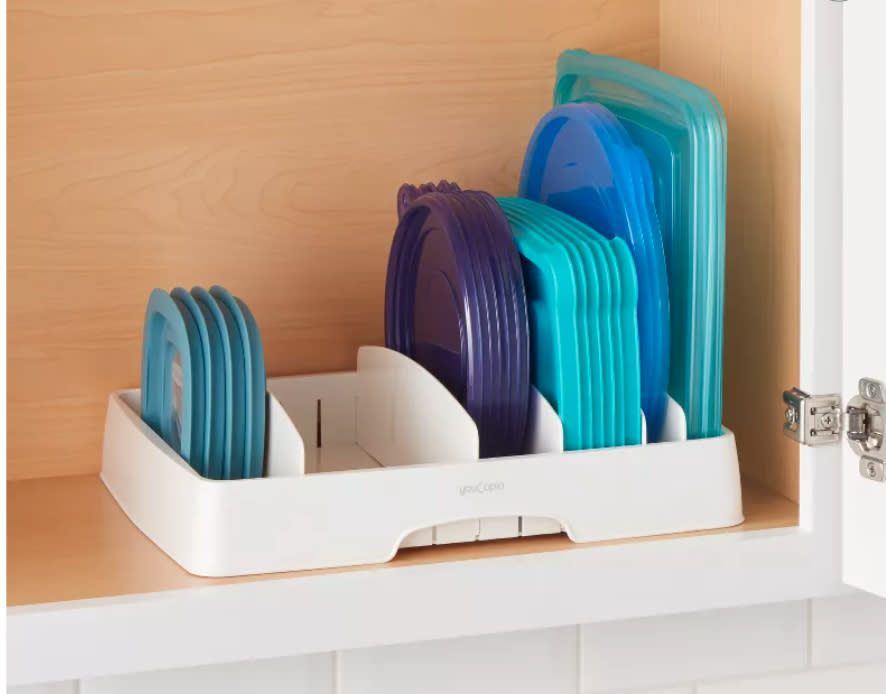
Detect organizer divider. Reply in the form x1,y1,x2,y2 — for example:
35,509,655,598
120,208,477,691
520,387,566,537
356,346,481,545
356,346,479,468
661,395,689,442
265,394,305,477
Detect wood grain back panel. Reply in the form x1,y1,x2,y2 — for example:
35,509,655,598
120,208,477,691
7,0,659,480
660,0,801,501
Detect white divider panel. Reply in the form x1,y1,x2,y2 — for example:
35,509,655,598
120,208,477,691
524,387,565,454
269,372,379,474
521,388,566,537
265,394,306,477
355,346,479,467
661,395,689,443
355,346,481,545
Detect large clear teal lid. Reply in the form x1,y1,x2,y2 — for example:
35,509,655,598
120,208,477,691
555,49,726,439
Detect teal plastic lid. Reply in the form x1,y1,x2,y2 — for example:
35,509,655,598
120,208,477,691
141,289,206,473
554,49,725,439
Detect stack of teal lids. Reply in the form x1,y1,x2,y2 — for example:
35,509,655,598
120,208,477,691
554,49,726,439
497,197,642,450
518,102,670,443
141,286,266,480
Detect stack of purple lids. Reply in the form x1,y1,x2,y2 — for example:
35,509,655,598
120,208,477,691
386,182,530,458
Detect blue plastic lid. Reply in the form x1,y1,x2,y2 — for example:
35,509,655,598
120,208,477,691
141,288,206,473
211,286,257,480
519,102,669,440
190,287,230,481
581,103,670,441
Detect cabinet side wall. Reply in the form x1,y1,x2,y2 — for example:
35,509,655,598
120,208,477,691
660,0,802,502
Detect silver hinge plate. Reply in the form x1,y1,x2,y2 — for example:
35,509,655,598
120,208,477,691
846,378,885,475
783,378,886,481
860,457,885,482
782,388,842,446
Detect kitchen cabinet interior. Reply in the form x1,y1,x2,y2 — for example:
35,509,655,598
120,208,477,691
10,0,878,686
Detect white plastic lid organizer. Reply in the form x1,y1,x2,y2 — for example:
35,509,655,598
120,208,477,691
101,346,742,578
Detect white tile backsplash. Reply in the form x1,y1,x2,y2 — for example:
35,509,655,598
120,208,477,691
339,627,578,694
20,597,886,694
580,602,808,692
8,684,77,694
811,592,886,667
79,653,333,694
697,662,886,694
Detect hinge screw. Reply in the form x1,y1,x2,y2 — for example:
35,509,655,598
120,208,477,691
866,382,881,400
820,412,836,429
867,460,879,478
784,407,797,426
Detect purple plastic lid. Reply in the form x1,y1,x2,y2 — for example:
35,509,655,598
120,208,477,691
466,191,531,454
385,193,488,443
385,188,530,457
444,192,502,455
397,181,463,220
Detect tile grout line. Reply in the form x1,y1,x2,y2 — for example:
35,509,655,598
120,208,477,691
691,660,886,693
576,624,584,694
334,650,342,694
806,599,814,670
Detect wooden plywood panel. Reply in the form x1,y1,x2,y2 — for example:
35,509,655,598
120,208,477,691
7,0,659,480
7,475,796,607
660,0,801,502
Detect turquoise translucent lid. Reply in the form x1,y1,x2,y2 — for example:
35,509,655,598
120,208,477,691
518,103,669,441
498,197,642,449
555,49,726,439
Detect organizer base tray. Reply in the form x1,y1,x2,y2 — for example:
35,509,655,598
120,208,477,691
100,347,744,577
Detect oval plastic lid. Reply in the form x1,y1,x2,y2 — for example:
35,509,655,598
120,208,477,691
386,195,485,438
519,102,670,441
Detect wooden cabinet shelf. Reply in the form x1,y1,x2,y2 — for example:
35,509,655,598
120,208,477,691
7,475,798,608
10,472,824,687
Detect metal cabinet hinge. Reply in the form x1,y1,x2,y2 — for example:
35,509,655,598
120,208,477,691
782,378,885,481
